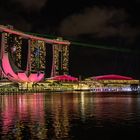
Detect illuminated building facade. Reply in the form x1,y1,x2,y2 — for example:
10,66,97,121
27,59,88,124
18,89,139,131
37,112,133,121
29,40,46,72
13,36,22,68
0,25,70,82
51,37,69,77
2,32,22,68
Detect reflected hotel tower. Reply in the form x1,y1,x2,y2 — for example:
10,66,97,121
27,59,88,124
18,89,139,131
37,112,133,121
0,25,70,82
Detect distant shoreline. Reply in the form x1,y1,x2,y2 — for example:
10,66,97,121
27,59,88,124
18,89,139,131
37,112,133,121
0,88,139,94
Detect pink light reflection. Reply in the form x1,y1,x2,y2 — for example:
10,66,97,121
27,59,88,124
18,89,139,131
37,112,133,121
1,94,45,134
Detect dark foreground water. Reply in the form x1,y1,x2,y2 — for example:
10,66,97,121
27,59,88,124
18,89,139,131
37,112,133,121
0,92,140,140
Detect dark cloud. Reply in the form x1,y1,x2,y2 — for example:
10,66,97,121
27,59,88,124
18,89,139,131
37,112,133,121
59,6,139,41
0,7,31,31
11,0,47,11
0,0,44,31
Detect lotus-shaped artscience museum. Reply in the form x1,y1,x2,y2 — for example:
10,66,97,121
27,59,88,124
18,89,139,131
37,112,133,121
1,53,44,82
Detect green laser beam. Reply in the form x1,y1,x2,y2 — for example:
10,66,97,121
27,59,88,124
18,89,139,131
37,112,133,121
26,32,139,54
71,41,138,53
26,32,56,39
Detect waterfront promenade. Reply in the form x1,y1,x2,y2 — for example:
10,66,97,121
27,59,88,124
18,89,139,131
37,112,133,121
0,79,139,94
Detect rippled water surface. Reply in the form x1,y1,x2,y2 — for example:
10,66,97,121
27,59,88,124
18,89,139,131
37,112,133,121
0,92,140,139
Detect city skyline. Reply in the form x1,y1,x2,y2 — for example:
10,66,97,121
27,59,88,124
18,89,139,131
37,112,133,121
0,0,140,78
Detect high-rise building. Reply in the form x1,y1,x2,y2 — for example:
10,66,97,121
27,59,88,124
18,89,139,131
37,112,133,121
51,37,69,77
29,40,46,72
2,32,22,69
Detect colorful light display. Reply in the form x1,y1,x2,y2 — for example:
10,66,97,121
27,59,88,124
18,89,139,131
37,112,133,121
0,25,70,45
30,40,46,72
51,37,69,77
0,25,70,83
92,74,133,80
49,75,78,81
13,36,22,68
1,53,44,82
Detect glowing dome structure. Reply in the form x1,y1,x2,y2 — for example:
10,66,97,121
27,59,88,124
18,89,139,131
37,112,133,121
49,75,78,82
91,74,133,80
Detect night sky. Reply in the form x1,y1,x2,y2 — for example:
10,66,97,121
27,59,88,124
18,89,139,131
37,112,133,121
0,0,140,79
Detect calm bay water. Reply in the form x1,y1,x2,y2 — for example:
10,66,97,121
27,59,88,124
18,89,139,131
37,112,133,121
0,92,140,140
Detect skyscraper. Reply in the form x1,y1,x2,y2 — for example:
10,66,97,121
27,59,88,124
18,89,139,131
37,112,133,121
51,37,69,77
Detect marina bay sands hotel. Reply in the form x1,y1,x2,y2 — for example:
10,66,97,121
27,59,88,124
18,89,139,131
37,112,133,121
0,24,139,93
0,25,70,83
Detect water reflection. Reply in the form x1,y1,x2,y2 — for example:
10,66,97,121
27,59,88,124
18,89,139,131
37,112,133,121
0,94,47,140
0,92,140,139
